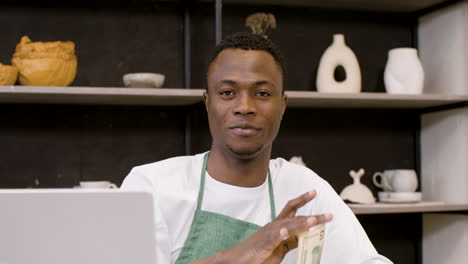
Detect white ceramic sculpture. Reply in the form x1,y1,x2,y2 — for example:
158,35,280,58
289,156,306,166
384,48,424,94
340,168,376,204
316,34,361,93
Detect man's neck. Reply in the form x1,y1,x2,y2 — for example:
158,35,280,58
206,147,271,187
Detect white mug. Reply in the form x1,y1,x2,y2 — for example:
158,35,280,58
79,181,118,189
372,169,418,192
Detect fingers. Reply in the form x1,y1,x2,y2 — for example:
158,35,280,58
277,190,317,219
304,214,334,228
278,214,332,255
247,213,333,262
260,216,311,251
278,214,333,241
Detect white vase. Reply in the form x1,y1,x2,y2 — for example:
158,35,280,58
316,34,361,93
384,48,424,94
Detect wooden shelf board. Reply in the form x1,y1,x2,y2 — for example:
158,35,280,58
349,202,468,215
1,86,467,109
218,0,450,12
0,86,204,106
286,91,468,109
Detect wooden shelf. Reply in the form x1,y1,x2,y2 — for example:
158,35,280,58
0,86,204,106
286,91,468,109
1,86,467,109
349,202,468,215
218,0,450,12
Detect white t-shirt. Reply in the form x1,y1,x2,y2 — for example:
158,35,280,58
121,152,392,264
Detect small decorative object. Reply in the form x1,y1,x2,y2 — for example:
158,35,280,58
11,36,77,86
0,63,18,85
78,181,118,189
245,13,276,38
378,191,422,203
372,169,418,192
373,169,422,203
340,168,376,204
316,34,361,93
123,73,165,88
384,48,424,94
289,156,306,167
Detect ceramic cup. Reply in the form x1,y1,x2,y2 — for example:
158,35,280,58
372,169,418,192
79,181,117,189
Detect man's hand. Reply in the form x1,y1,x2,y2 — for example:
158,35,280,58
190,190,333,264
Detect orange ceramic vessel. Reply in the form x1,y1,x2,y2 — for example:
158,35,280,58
12,36,77,86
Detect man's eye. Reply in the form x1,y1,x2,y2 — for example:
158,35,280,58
257,91,271,97
220,90,234,96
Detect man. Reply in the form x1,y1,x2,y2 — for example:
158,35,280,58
121,32,392,263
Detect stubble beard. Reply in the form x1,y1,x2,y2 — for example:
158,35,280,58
226,143,266,160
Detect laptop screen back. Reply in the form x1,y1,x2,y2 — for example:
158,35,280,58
0,189,156,264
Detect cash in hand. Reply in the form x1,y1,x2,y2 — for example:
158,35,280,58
296,224,325,264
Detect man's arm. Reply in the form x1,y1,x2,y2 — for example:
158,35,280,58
189,190,333,264
314,182,393,264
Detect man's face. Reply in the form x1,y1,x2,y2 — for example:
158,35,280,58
204,48,287,159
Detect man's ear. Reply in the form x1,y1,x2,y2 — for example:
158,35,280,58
281,93,288,119
203,90,209,112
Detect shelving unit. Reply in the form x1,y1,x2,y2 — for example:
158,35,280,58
349,202,468,215
2,86,467,109
1,0,467,263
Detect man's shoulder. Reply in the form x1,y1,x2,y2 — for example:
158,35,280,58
133,152,206,175
123,152,206,188
270,157,330,189
133,154,201,171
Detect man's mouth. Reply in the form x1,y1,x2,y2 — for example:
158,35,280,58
229,123,261,136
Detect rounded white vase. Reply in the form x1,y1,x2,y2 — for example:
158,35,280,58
384,48,424,94
316,34,361,93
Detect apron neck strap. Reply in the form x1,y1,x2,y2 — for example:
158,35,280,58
197,152,276,220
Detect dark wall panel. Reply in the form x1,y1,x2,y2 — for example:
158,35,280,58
275,108,419,194
0,104,187,188
358,214,422,264
0,3,184,88
191,4,415,92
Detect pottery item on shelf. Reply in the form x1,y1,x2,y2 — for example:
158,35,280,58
78,181,118,189
373,169,418,192
340,168,376,204
289,156,306,166
316,34,361,93
378,191,422,203
11,36,77,86
245,13,276,38
384,48,424,94
0,63,18,85
123,73,165,88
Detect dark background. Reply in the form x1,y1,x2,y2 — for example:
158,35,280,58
0,0,445,263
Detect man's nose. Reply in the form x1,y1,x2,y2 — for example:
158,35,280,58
234,93,256,115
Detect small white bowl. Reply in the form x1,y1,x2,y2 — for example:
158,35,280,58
378,192,422,203
123,73,165,88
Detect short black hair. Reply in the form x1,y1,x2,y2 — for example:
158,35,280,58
207,32,286,87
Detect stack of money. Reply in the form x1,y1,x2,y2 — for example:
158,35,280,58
296,224,325,264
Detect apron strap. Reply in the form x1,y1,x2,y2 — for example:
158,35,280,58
196,152,210,211
197,152,276,220
267,169,276,220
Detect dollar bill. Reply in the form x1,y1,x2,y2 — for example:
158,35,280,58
296,224,325,264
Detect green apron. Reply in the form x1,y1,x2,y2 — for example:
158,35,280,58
175,153,276,264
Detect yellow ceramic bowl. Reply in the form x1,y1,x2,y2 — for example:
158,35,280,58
0,64,18,85
12,36,77,86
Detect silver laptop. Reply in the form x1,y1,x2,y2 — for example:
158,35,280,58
0,189,157,264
